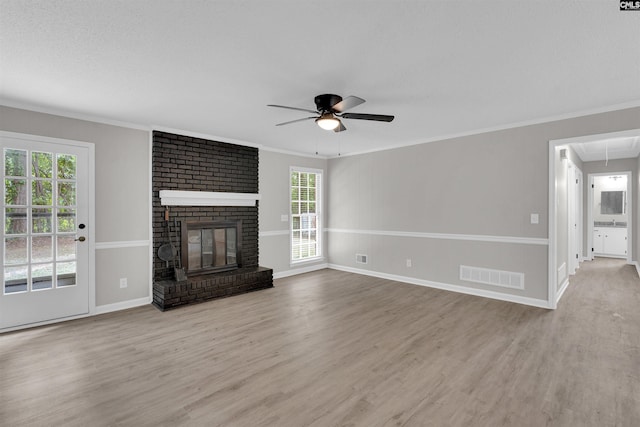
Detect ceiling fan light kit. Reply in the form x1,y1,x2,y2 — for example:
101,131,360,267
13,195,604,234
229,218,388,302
315,113,341,130
268,94,394,133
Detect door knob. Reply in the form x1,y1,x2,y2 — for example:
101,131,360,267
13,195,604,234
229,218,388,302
75,236,86,242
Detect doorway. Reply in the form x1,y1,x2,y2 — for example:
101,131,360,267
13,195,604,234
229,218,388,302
588,172,631,261
548,128,640,309
1,132,94,330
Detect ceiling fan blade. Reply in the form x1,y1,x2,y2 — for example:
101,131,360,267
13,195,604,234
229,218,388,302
333,121,346,132
332,96,365,113
268,104,318,114
275,117,317,126
341,112,394,122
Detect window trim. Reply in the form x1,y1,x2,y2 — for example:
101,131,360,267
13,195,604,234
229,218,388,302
289,166,323,265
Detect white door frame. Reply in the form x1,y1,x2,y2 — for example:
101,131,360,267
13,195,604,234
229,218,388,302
548,128,640,309
567,160,583,275
587,171,632,262
0,131,95,332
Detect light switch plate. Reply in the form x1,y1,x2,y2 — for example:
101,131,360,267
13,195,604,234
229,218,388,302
531,213,539,224
280,214,289,222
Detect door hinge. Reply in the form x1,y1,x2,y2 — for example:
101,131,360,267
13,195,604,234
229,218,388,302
592,247,594,252
592,184,594,188
576,179,578,184
576,254,579,259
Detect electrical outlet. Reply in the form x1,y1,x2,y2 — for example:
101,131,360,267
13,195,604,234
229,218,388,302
406,259,412,267
120,278,127,288
280,214,289,222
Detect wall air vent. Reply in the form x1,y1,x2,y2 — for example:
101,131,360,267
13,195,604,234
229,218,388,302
355,254,368,264
460,265,524,290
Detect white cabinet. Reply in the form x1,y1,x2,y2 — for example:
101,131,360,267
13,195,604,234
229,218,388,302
593,227,627,257
593,228,604,253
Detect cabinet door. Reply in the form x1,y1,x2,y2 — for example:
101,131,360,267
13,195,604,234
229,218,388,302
604,228,627,256
593,229,604,253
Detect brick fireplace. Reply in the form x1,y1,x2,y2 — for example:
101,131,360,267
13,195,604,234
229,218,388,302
151,131,273,310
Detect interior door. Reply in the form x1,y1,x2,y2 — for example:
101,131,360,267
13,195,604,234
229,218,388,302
1,135,90,330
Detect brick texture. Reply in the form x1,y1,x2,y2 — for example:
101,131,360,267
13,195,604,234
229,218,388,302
152,131,272,309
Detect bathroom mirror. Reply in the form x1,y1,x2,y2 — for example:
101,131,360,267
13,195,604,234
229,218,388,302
601,190,625,214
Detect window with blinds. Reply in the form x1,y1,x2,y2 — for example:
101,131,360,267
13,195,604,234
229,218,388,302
290,167,321,262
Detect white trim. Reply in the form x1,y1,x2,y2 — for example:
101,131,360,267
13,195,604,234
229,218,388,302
148,132,154,323
556,277,570,304
0,312,91,334
634,261,640,278
95,240,151,250
94,296,151,315
273,263,329,279
0,99,150,131
548,143,558,309
159,190,260,206
2,99,638,159
260,145,329,159
326,228,548,245
152,126,261,150
88,142,96,316
328,264,551,309
260,230,289,237
557,262,567,285
330,103,640,158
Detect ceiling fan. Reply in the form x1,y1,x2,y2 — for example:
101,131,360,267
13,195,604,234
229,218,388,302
268,94,394,132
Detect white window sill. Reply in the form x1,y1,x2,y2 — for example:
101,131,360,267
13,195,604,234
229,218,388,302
290,257,326,267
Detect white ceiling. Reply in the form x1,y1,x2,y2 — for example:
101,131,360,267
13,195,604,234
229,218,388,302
1,1,639,157
572,136,640,162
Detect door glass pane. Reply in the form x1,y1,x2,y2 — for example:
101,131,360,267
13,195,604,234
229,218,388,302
31,152,53,178
188,230,201,269
226,228,236,264
57,236,76,261
5,237,27,264
57,208,76,232
32,264,53,290
4,265,27,294
57,182,76,206
56,261,76,287
32,236,53,263
57,154,76,179
32,208,52,233
32,180,52,205
5,179,27,205
214,229,226,266
4,149,27,177
5,208,27,234
202,229,213,268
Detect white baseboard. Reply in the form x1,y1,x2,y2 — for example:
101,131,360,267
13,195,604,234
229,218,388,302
635,261,640,278
273,263,329,279
556,277,570,304
94,297,151,315
327,264,551,309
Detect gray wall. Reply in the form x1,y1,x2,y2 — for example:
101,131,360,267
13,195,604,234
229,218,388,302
327,107,640,304
0,106,150,307
258,149,328,275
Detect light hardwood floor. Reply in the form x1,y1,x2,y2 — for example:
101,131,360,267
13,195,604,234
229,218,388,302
1,258,639,426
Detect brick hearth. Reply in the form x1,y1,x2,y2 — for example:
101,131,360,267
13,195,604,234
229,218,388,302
153,266,273,311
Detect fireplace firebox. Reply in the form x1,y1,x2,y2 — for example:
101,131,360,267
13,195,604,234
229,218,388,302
181,220,242,274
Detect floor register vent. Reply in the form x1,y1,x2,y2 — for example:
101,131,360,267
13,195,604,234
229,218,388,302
460,265,524,290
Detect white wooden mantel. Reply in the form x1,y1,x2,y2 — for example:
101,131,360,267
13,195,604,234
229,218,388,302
159,190,261,207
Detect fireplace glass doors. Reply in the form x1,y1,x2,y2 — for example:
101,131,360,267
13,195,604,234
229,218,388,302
181,220,241,274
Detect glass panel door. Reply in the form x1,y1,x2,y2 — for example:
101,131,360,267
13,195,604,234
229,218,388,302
1,134,90,330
